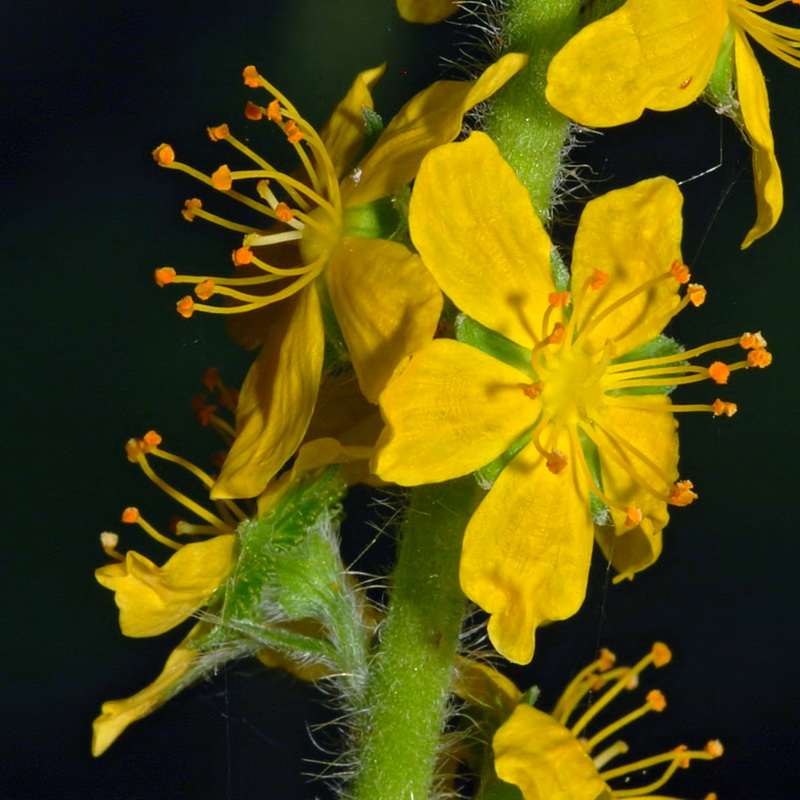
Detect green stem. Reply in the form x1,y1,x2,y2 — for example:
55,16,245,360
485,0,584,217
348,478,483,800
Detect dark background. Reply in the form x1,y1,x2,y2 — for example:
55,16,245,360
3,1,798,798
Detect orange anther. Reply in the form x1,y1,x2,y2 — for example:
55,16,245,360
152,143,175,165
548,322,566,345
708,361,730,384
177,296,195,318
590,269,609,290
154,267,176,287
705,740,724,758
182,198,202,222
100,531,119,549
242,65,260,88
202,367,220,392
206,124,230,142
275,202,294,222
546,449,568,475
121,507,140,524
687,283,706,307
143,431,162,447
670,260,691,284
523,381,543,400
191,396,217,426
646,689,667,711
194,279,216,301
704,795,718,800
232,246,253,266
548,290,571,307
266,99,282,122
244,101,263,121
125,438,144,462
624,507,643,528
671,744,690,769
651,642,672,667
669,480,697,507
679,76,693,89
598,648,616,671
284,119,304,143
712,399,738,417
740,331,767,350
747,348,772,368
211,165,233,191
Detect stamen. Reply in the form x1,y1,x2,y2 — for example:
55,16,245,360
747,348,773,367
712,399,738,417
182,198,202,221
155,267,176,287
152,143,175,165
592,740,629,770
708,362,730,384
100,532,124,561
687,283,706,306
669,480,698,506
740,331,767,349
207,124,230,142
548,291,571,307
552,649,617,723
523,381,543,400
121,507,181,550
244,101,263,120
670,260,691,284
583,690,666,753
211,165,233,191
546,449,568,475
624,507,643,528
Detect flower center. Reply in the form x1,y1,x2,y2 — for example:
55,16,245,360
522,263,771,527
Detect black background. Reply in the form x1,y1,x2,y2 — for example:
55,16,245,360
2,1,798,798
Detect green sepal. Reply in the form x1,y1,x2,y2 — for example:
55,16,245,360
520,685,541,707
362,106,384,150
475,427,532,489
343,196,402,240
608,334,685,396
704,25,736,109
578,427,608,523
315,276,350,372
551,247,570,292
455,313,535,378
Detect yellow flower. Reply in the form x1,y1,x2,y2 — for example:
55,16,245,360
397,0,459,23
373,132,771,664
493,644,723,800
96,430,243,637
545,0,800,248
153,55,526,500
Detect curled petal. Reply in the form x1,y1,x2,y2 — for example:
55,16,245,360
460,439,594,665
735,30,784,249
327,237,442,402
373,339,538,486
545,0,729,126
212,286,324,499
95,536,235,637
494,704,607,800
343,53,528,206
595,520,663,583
572,177,683,354
410,132,553,350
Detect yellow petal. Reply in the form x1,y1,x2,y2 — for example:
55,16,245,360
92,627,202,756
460,438,594,665
409,132,553,350
327,237,443,402
493,705,607,800
545,0,729,126
734,29,784,248
453,656,522,718
342,52,528,206
95,535,235,637
212,285,324,499
320,64,386,181
397,0,459,24
372,339,539,486
571,177,683,355
595,520,663,583
594,396,677,578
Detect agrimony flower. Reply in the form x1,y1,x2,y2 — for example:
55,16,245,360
493,643,723,800
373,132,771,664
154,56,525,499
545,0,800,248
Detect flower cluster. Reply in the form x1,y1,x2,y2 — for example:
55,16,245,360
92,2,792,796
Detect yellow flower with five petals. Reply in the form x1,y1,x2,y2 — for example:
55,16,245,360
545,0,800,248
154,55,526,499
373,132,770,664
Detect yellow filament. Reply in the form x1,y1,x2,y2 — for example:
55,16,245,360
592,739,630,770
584,700,656,752
553,666,629,725
569,427,636,514
570,651,655,736
130,512,182,551
607,337,740,374
249,251,317,277
187,204,272,235
605,397,717,414
601,748,717,794
552,659,619,723
134,454,229,531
